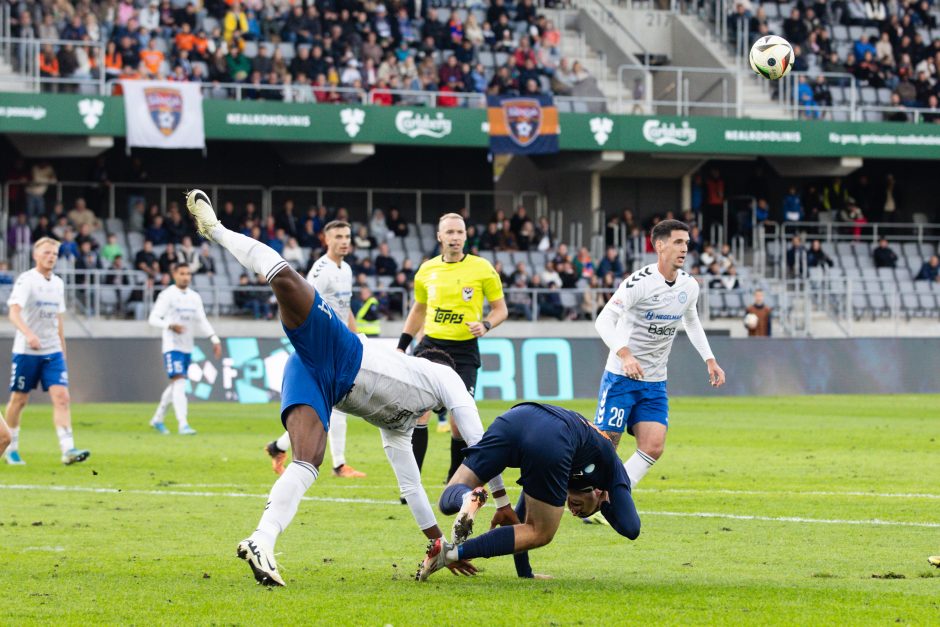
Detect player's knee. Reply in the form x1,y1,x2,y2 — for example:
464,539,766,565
529,526,556,549
640,442,664,460
8,394,28,410
51,388,71,408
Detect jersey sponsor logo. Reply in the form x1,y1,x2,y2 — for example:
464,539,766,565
648,323,677,337
462,287,474,301
678,291,688,304
433,307,465,324
645,311,682,321
660,293,675,305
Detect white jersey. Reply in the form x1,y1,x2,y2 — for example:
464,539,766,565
338,338,477,434
148,285,217,354
7,268,66,355
596,264,714,382
307,256,353,323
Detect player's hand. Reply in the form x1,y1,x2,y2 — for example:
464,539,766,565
620,355,644,380
490,504,521,529
25,333,41,350
169,324,184,334
465,321,487,338
446,559,477,576
213,343,223,360
707,359,725,387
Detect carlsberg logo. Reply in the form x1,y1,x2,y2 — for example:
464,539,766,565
642,120,697,147
395,111,452,139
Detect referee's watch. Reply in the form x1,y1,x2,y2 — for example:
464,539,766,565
482,320,492,332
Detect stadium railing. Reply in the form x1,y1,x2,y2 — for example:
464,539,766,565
0,36,106,95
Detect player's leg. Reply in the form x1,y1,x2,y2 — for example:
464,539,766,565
329,409,365,477
186,189,312,329
238,404,327,587
622,385,669,487
169,374,195,435
411,411,430,473
264,430,291,475
380,427,444,541
149,382,173,434
445,361,478,482
0,412,11,457
47,385,89,465
4,392,29,464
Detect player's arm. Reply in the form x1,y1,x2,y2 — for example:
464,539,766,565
681,288,725,387
147,291,176,331
8,304,41,350
398,302,427,352
595,278,644,378
194,296,223,359
468,265,508,337
598,448,641,539
57,313,67,359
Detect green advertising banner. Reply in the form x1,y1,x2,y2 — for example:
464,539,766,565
0,92,125,136
3,92,940,159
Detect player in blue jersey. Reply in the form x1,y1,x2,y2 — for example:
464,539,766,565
416,402,640,581
594,219,725,489
4,237,89,466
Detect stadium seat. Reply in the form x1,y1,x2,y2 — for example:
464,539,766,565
193,274,212,289
876,88,892,105
403,236,423,254
860,87,877,104
832,25,849,40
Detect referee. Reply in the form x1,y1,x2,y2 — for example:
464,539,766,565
397,213,508,481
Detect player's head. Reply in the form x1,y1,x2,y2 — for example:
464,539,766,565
413,346,457,372
32,236,60,273
651,219,690,271
173,262,192,289
324,220,351,258
437,213,466,260
566,487,605,518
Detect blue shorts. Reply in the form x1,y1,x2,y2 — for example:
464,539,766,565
9,352,69,392
280,291,363,431
163,351,192,379
594,370,668,436
463,403,581,507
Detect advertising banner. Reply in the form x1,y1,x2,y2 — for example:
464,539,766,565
122,80,205,149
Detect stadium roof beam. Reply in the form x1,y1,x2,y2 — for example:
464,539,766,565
272,142,375,165
6,133,113,158
528,150,625,172
765,156,864,178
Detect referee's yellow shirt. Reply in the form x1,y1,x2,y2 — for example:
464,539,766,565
414,254,505,341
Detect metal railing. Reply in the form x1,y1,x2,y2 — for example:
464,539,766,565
0,37,106,95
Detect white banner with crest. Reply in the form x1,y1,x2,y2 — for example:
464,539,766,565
121,80,205,149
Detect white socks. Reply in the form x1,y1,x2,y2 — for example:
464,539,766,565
151,384,174,424
210,224,288,283
624,449,657,487
275,430,291,453
329,409,347,468
56,426,74,454
251,460,318,549
8,426,19,451
171,378,189,430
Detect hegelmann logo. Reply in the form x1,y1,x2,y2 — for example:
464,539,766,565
395,111,452,138
642,120,697,147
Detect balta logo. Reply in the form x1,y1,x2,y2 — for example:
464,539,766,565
642,120,697,147
77,98,104,129
589,117,614,146
395,111,452,138
340,108,365,138
144,87,184,136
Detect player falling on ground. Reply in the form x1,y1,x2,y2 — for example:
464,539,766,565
416,402,640,581
147,263,222,435
3,237,89,466
264,220,366,479
183,189,514,586
594,219,725,489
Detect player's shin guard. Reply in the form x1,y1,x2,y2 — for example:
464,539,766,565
328,409,347,468
411,424,428,472
252,460,318,549
210,224,288,283
275,431,291,452
624,449,657,487
447,437,467,481
512,493,534,578
457,526,515,560
439,483,472,515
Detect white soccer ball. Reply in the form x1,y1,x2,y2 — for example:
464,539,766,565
749,35,795,80
744,312,759,330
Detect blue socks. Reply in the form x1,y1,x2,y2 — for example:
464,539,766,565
439,484,471,515
512,492,533,578
458,525,516,560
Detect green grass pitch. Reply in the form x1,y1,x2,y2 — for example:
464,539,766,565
2,396,939,625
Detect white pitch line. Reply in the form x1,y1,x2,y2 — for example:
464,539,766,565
2,484,938,528
636,488,940,500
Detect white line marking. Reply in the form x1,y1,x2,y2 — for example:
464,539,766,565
636,488,940,500
2,484,938,528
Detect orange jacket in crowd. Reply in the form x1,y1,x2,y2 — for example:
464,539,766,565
140,48,164,75
39,52,59,76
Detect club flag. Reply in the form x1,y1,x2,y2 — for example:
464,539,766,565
122,80,205,149
487,94,559,155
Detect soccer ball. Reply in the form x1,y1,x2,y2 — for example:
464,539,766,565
749,35,795,80
744,312,759,330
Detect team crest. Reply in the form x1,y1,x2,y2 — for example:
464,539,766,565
678,291,688,304
144,87,184,136
500,98,542,147
462,287,474,301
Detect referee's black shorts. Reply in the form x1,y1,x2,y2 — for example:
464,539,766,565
417,336,479,395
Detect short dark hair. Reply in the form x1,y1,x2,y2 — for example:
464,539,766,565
413,346,457,371
651,219,690,244
324,220,351,233
173,262,190,271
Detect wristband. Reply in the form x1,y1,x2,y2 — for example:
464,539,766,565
494,493,511,509
482,320,492,332
397,333,414,351
209,334,221,345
